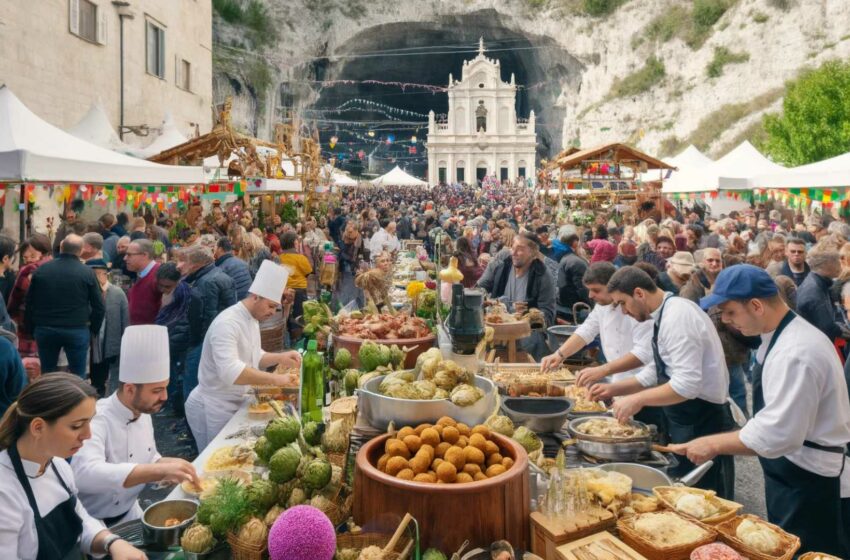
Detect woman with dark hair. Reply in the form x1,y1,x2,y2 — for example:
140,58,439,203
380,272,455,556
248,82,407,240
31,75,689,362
0,373,146,559
7,234,52,358
454,236,482,288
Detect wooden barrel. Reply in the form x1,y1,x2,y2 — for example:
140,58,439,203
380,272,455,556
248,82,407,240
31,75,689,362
332,333,436,369
354,433,530,552
259,311,286,353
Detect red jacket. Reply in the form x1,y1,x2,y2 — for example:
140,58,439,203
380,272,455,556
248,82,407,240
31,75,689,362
128,262,162,325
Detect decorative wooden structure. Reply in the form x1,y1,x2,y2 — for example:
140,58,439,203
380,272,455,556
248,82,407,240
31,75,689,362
354,433,530,552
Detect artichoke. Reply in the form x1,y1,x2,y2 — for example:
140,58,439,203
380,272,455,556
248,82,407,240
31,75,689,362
389,344,405,368
379,374,409,396
180,523,215,554
410,379,437,400
513,426,543,453
286,487,308,508
422,548,448,560
486,415,515,437
333,348,352,370
309,494,336,517
253,436,274,464
358,341,383,372
265,416,301,450
245,479,277,513
433,388,449,400
433,368,459,392
414,348,442,377
357,371,381,388
377,344,392,367
303,421,322,446
236,517,268,547
264,505,284,527
449,383,484,407
268,446,301,483
302,458,333,491
343,369,361,395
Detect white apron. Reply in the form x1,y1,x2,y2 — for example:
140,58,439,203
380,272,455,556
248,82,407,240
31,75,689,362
185,387,247,450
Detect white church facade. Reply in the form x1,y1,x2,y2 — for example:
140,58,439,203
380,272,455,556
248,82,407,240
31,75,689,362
426,39,537,186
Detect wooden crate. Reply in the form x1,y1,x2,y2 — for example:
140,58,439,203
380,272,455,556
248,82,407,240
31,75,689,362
530,508,615,560
556,531,648,560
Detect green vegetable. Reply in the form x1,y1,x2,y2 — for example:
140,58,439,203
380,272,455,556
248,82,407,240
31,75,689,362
268,446,301,483
334,348,352,370
253,436,274,464
358,341,383,372
357,371,380,388
389,344,405,368
245,479,277,514
302,421,322,446
343,369,360,395
422,548,448,560
512,426,543,453
486,415,515,437
302,458,333,491
377,344,392,367
286,486,308,508
180,524,215,554
265,416,301,450
202,478,251,538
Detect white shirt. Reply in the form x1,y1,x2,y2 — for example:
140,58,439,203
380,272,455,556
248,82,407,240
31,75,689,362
739,316,850,496
368,228,400,259
72,393,161,522
574,303,653,382
0,450,105,559
197,302,265,403
635,294,730,404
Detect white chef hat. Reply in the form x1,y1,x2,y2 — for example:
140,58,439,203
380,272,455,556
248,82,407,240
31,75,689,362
119,325,170,384
249,260,289,302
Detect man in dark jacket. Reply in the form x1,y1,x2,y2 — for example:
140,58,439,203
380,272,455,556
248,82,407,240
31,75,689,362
328,207,346,248
797,249,844,342
214,237,252,300
25,234,105,377
178,244,236,404
396,210,413,241
557,234,590,321
0,327,25,417
0,235,17,306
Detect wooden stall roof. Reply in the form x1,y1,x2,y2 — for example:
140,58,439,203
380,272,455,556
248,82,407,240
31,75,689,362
551,143,675,171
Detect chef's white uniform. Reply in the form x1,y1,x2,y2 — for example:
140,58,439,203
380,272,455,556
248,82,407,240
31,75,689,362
185,302,265,450
574,303,653,381
0,450,105,559
71,393,161,524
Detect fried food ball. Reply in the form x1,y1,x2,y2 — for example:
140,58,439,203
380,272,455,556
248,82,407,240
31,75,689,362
502,457,514,469
456,436,469,448
456,423,471,437
473,472,488,482
409,455,430,475
402,435,422,454
377,454,390,472
386,439,411,459
414,472,437,483
432,424,444,437
462,463,482,476
436,416,457,427
471,425,491,439
464,446,485,465
469,433,488,452
436,461,457,483
386,456,409,476
484,440,500,456
414,423,433,435
431,458,444,470
485,464,507,478
418,444,435,463
444,446,466,470
420,428,440,447
456,472,474,484
435,442,451,458
397,427,416,440
396,468,415,480
487,453,504,467
441,426,460,445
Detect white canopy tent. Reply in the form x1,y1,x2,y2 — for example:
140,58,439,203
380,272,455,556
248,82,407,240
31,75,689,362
138,113,190,158
332,172,357,187
640,145,712,183
0,86,204,185
663,141,785,193
743,151,850,190
67,101,145,158
371,166,428,187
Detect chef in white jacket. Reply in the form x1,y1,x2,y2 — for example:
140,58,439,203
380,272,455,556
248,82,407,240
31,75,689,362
186,261,302,450
670,265,850,557
72,325,200,526
0,373,146,560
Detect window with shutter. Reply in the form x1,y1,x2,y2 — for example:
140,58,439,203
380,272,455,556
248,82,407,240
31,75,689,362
96,7,107,45
181,59,191,91
71,0,97,43
69,0,80,35
146,20,166,78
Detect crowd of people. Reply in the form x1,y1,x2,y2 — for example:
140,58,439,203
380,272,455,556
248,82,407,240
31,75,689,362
0,182,848,556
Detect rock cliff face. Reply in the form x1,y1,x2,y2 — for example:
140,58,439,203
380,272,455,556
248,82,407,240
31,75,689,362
213,0,850,160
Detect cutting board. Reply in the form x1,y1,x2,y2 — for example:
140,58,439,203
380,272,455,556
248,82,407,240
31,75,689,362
556,531,649,560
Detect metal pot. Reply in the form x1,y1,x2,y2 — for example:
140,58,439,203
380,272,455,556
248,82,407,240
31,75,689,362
566,416,654,461
141,499,198,551
597,460,715,492
500,397,573,433
546,325,594,363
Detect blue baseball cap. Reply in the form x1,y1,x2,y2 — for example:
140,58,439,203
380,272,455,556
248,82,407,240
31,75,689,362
700,264,778,310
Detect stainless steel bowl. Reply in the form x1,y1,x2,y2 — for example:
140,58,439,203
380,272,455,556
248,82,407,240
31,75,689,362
546,325,593,362
597,463,673,494
142,499,198,550
358,375,497,430
567,416,653,461
500,397,573,433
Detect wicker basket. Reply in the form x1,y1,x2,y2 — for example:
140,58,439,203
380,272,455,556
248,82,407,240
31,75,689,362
715,514,801,560
226,532,267,560
799,553,842,560
616,512,717,560
335,531,414,560
652,486,743,525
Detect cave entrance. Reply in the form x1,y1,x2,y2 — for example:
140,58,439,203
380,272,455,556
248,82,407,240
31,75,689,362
287,9,583,179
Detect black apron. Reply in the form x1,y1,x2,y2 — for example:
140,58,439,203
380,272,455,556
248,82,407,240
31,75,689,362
753,310,850,557
9,442,84,560
652,295,736,499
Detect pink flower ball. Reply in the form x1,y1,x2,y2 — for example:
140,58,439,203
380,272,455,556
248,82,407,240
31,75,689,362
268,505,336,560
